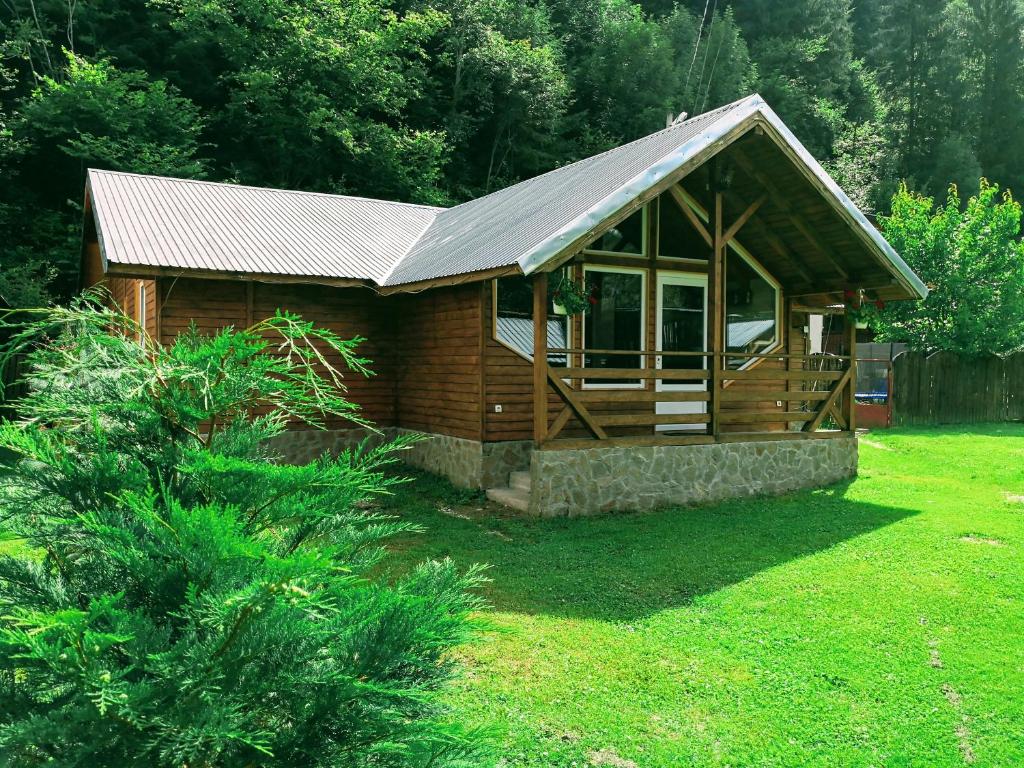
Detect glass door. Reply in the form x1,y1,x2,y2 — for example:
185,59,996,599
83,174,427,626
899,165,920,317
655,272,707,431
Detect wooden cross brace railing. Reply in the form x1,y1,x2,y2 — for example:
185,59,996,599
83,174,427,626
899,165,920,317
802,366,853,433
537,359,854,443
546,368,607,441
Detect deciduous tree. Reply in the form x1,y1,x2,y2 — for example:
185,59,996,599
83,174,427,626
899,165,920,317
875,180,1024,354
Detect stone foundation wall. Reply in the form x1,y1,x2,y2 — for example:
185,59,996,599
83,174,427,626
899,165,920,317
264,427,386,464
480,440,534,488
529,436,858,517
266,428,857,514
266,428,530,489
394,430,484,488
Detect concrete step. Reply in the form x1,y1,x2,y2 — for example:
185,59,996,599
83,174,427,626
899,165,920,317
486,486,530,513
509,470,531,491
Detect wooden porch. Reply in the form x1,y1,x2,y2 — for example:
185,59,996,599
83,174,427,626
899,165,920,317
530,343,857,449
527,169,859,449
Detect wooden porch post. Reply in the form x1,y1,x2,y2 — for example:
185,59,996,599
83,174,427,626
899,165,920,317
533,272,549,444
708,171,724,439
844,317,858,433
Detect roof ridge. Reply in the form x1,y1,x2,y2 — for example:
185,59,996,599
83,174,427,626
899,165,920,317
86,168,447,212
429,94,760,219
380,95,765,286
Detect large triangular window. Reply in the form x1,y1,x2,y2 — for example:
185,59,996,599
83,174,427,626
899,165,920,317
585,208,644,255
657,192,709,260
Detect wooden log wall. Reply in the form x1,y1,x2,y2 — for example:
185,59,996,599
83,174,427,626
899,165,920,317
155,278,487,437
483,280,564,442
253,282,396,429
391,283,484,441
87,266,808,445
106,276,158,339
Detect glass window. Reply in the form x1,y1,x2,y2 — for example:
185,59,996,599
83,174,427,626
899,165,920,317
587,208,643,254
494,274,568,364
725,252,778,368
583,268,644,384
657,193,710,260
659,281,705,371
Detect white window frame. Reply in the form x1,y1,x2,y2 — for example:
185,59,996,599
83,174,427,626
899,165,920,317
675,188,783,369
490,276,573,365
656,192,711,266
580,264,647,389
581,205,648,259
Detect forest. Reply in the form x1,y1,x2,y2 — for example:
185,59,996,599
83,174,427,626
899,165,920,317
1,0,1023,303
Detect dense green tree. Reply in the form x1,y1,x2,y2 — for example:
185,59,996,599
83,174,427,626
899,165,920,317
562,2,751,155
0,299,489,765
731,0,866,157
415,0,568,194
961,0,1024,193
874,181,1024,354
18,52,206,182
0,67,55,307
159,0,449,201
1,52,205,297
869,0,960,193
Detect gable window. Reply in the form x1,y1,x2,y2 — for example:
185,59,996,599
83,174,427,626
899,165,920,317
725,250,780,368
582,265,645,387
585,207,644,255
671,187,782,369
493,273,569,364
657,191,709,260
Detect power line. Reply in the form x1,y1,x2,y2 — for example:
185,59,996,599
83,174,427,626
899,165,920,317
682,0,712,101
693,0,719,114
700,12,727,113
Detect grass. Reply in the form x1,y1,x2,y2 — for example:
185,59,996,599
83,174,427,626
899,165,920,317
381,425,1024,767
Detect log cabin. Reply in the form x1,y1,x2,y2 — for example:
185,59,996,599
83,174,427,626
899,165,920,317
81,95,927,516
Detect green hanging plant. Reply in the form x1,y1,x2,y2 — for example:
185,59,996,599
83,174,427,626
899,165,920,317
552,274,593,316
844,288,885,329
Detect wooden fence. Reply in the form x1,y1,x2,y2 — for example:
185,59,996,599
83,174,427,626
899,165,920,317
891,351,1024,426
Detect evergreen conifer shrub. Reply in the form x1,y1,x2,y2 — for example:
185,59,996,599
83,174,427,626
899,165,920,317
0,296,489,766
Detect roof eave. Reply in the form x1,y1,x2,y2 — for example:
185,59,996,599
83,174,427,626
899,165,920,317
84,171,111,278
516,96,928,302
103,260,375,290
752,104,929,301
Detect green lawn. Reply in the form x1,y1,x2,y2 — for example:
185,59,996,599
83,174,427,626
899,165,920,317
383,425,1024,767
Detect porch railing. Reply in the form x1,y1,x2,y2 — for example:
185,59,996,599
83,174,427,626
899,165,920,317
533,348,856,447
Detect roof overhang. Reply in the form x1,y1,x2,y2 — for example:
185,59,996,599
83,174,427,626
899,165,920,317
516,95,927,302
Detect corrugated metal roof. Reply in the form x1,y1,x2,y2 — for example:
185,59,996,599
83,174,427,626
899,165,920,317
382,97,749,286
88,171,440,282
496,317,568,362
86,94,927,300
727,318,776,348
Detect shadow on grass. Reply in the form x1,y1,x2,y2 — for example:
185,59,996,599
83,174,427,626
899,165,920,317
381,472,917,623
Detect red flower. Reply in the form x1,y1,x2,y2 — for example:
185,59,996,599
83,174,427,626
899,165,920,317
843,289,855,300
875,299,886,310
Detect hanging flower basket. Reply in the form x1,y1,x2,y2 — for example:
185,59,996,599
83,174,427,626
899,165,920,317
552,275,593,316
844,289,885,329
